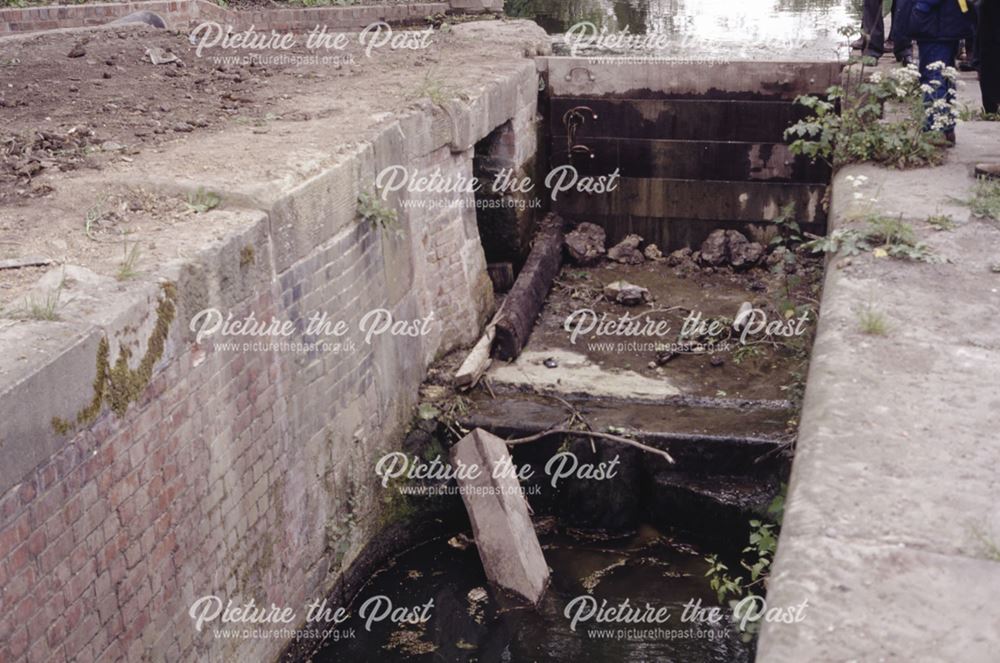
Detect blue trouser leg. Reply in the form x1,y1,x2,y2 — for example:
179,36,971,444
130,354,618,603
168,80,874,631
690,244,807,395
918,40,960,132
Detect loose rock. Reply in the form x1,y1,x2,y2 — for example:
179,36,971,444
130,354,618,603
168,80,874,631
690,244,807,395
698,229,765,270
145,47,178,65
603,280,650,306
608,234,645,264
666,247,694,267
564,222,606,265
643,243,665,261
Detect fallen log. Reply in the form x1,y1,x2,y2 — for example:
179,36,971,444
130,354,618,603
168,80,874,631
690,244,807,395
492,214,566,361
452,428,550,604
454,303,506,390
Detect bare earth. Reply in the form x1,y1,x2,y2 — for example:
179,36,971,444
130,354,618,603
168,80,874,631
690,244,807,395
0,18,548,309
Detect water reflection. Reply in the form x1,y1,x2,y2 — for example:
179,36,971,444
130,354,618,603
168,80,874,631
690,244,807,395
507,0,861,59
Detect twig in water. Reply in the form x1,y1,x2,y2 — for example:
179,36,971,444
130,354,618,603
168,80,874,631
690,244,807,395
505,427,675,464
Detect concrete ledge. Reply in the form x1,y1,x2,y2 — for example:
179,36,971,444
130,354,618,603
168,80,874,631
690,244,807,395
758,121,1000,661
540,58,843,100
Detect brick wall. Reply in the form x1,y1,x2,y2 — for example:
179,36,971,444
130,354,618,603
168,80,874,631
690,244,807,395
0,59,540,663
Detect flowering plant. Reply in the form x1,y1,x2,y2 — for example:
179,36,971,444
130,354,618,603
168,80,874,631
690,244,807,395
785,57,958,169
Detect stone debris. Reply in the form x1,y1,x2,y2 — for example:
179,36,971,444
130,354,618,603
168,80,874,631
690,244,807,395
67,43,86,58
643,243,665,261
656,350,678,365
452,429,549,604
467,587,488,623
145,47,178,65
564,222,607,265
447,533,474,551
603,280,651,306
698,229,765,270
666,247,694,267
607,233,645,264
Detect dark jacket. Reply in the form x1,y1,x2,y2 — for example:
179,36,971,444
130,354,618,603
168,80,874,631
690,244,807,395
896,0,977,40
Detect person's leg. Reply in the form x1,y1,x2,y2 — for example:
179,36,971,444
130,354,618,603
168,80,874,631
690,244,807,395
889,0,914,61
862,0,887,57
980,0,1000,113
919,40,961,135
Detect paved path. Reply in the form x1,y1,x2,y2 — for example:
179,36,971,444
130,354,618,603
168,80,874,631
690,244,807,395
758,119,1000,661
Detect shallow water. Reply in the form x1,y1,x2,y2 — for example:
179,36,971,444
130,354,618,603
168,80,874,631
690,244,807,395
314,524,753,662
508,0,861,60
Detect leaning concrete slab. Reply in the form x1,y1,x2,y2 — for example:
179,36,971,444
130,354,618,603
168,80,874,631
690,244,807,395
452,428,550,604
758,121,1000,662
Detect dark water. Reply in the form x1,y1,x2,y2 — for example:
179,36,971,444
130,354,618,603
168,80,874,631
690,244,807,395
507,0,862,60
314,524,752,663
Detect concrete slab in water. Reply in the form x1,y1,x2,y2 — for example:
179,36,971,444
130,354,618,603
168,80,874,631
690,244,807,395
452,428,550,604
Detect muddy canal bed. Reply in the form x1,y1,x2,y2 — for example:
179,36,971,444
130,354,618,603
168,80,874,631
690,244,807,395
488,253,822,405
313,524,753,663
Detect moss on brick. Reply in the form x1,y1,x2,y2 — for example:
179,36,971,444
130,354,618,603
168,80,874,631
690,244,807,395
52,282,177,435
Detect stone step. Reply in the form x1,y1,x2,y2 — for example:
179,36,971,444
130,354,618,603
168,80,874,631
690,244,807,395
644,470,781,549
459,393,791,476
552,137,830,183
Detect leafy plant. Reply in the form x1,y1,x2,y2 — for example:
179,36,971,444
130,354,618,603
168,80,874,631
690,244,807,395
732,344,765,365
963,177,1000,221
358,191,401,236
411,70,453,106
802,214,940,263
785,49,954,168
926,214,956,231
770,202,803,247
704,487,786,613
704,520,778,604
971,524,1000,562
801,227,870,257
186,188,221,214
